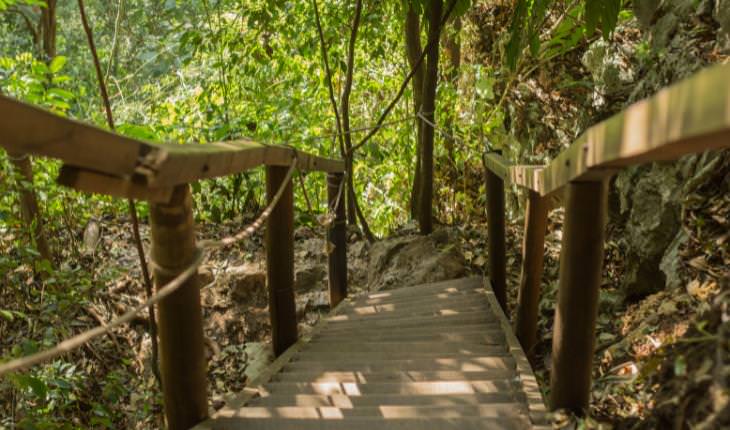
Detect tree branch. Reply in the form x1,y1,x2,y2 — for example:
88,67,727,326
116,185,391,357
350,0,458,155
77,0,161,388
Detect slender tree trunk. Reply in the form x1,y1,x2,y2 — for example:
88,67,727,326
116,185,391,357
7,0,58,265
405,5,425,220
418,0,443,235
341,0,363,227
9,154,53,263
40,0,57,59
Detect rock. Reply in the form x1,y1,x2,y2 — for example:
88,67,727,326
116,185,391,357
660,229,689,290
295,263,327,292
228,262,266,303
651,12,679,50
198,264,215,286
367,229,468,291
633,0,661,28
581,39,635,106
613,163,683,300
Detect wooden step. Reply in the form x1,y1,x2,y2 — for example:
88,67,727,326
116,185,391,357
333,305,492,322
260,380,518,396
319,323,503,336
361,277,483,298
352,290,487,307
245,392,522,407
215,404,528,419
312,331,505,344
284,357,516,373
291,350,510,362
197,416,531,430
301,342,506,354
345,296,491,315
273,370,517,383
323,313,499,330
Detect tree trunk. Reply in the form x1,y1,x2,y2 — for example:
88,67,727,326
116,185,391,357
40,0,57,59
6,0,58,265
9,154,53,263
341,0,363,227
418,0,443,235
405,5,425,220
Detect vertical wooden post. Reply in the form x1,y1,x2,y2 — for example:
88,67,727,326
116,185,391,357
485,156,507,314
550,180,608,414
149,185,208,430
327,172,348,307
266,165,298,357
515,190,549,360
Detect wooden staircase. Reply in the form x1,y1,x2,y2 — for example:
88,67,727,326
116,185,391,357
194,277,548,429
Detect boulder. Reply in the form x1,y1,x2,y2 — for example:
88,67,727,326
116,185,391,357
613,163,683,299
228,262,266,303
367,229,468,291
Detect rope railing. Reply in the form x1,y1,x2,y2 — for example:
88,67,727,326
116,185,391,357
0,158,300,377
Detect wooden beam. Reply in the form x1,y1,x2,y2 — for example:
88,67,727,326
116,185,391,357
57,165,174,203
265,166,298,356
549,180,608,413
0,95,345,190
327,172,348,307
149,185,208,430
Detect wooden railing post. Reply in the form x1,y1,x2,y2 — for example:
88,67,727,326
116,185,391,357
149,185,208,430
265,165,297,356
327,172,347,307
515,190,549,360
485,153,507,314
550,180,608,413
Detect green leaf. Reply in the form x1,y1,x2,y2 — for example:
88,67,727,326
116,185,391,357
0,309,14,321
48,56,67,74
47,88,74,101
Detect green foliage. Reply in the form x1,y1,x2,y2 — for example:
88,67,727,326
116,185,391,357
0,0,46,12
506,0,623,70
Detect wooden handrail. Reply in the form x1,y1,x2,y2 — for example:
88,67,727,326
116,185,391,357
484,62,730,196
482,62,730,415
0,95,344,203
